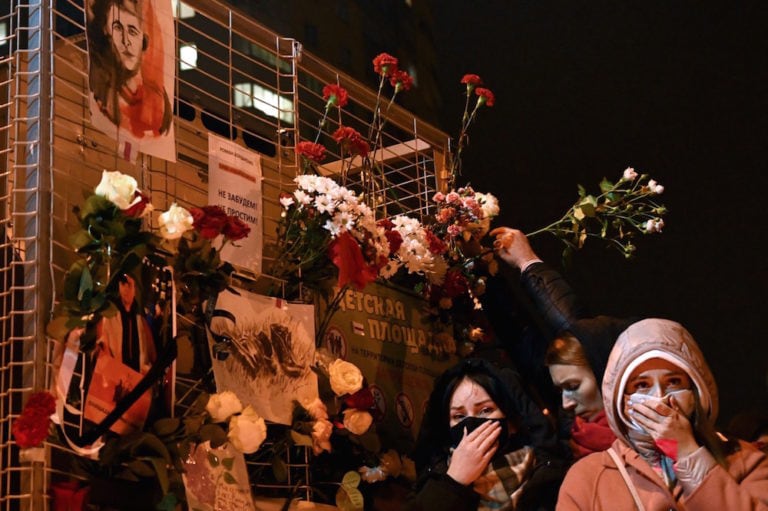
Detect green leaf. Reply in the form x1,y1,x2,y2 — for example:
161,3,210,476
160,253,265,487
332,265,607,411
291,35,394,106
577,184,586,198
222,457,235,471
152,418,182,438
222,471,237,485
199,424,228,448
341,471,361,489
125,459,156,478
336,486,364,511
272,456,288,483
599,177,614,193
289,430,314,447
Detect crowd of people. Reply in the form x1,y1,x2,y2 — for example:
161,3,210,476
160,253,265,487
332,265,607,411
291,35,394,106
399,227,768,510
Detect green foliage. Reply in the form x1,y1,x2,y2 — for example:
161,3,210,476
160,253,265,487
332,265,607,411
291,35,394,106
527,171,668,260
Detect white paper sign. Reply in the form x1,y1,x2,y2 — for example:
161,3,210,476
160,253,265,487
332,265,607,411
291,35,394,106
208,133,263,274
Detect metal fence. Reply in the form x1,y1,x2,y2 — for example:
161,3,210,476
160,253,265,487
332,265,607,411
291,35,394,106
0,0,449,507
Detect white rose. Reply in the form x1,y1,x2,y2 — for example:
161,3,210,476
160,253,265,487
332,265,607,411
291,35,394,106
205,391,243,422
476,193,500,218
342,409,373,435
158,203,194,240
328,359,364,396
227,406,267,454
94,170,139,210
623,167,638,180
311,417,333,455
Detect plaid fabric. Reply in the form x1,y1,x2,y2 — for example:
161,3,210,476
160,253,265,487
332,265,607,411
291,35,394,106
472,446,535,510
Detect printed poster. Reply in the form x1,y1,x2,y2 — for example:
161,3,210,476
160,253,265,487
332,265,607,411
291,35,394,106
206,288,317,425
182,441,256,511
85,0,176,162
208,133,263,274
318,282,459,453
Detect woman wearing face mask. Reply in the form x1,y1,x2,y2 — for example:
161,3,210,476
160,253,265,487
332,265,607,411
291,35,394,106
408,358,567,511
557,318,768,510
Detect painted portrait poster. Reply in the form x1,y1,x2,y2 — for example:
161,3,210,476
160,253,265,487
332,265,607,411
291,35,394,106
85,0,176,162
206,289,318,425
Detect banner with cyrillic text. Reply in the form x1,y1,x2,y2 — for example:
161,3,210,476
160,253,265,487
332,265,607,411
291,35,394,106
319,282,459,453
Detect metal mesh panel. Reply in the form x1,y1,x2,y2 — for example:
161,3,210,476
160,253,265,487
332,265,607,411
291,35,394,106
0,0,450,507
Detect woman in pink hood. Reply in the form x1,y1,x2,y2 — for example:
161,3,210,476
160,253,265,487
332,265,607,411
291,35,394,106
557,318,768,510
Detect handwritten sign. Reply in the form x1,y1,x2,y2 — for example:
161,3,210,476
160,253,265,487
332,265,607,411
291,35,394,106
208,133,263,274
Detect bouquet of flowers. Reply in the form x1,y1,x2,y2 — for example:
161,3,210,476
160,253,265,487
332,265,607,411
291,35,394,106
272,174,390,298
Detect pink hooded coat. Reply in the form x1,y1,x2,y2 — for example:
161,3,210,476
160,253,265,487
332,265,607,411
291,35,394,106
557,318,768,510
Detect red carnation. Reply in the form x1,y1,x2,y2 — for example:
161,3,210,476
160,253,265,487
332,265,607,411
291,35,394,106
223,215,251,241
333,126,370,157
296,141,327,163
373,52,398,77
322,84,349,108
425,230,448,255
460,74,483,86
191,205,229,239
344,387,375,410
389,70,414,92
441,269,469,298
12,391,55,449
475,87,495,107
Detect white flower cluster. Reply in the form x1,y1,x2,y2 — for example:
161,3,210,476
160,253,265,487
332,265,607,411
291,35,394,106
380,215,445,283
283,175,390,261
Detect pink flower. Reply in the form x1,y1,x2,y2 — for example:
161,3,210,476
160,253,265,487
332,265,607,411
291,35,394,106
432,192,445,203
446,191,461,204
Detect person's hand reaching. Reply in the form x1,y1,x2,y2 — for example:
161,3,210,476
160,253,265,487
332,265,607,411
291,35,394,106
490,227,540,270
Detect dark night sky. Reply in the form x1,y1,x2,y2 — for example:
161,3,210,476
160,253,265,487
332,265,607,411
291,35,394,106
428,1,768,425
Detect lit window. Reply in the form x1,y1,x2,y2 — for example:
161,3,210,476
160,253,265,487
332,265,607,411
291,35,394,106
234,83,295,124
179,44,197,70
0,21,8,46
171,0,195,19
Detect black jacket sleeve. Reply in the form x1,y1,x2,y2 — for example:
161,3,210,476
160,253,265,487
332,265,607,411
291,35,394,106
520,261,587,334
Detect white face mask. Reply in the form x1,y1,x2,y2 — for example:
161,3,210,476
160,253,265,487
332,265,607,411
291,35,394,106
622,389,695,432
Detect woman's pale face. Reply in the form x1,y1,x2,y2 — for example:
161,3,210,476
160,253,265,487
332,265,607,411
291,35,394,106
624,358,692,397
448,377,505,427
549,364,603,421
107,4,143,73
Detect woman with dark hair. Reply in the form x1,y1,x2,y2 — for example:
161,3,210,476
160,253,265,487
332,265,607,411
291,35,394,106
407,358,567,511
557,318,768,510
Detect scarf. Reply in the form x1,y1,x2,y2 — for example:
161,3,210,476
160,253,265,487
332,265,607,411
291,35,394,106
471,445,534,511
570,410,616,459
